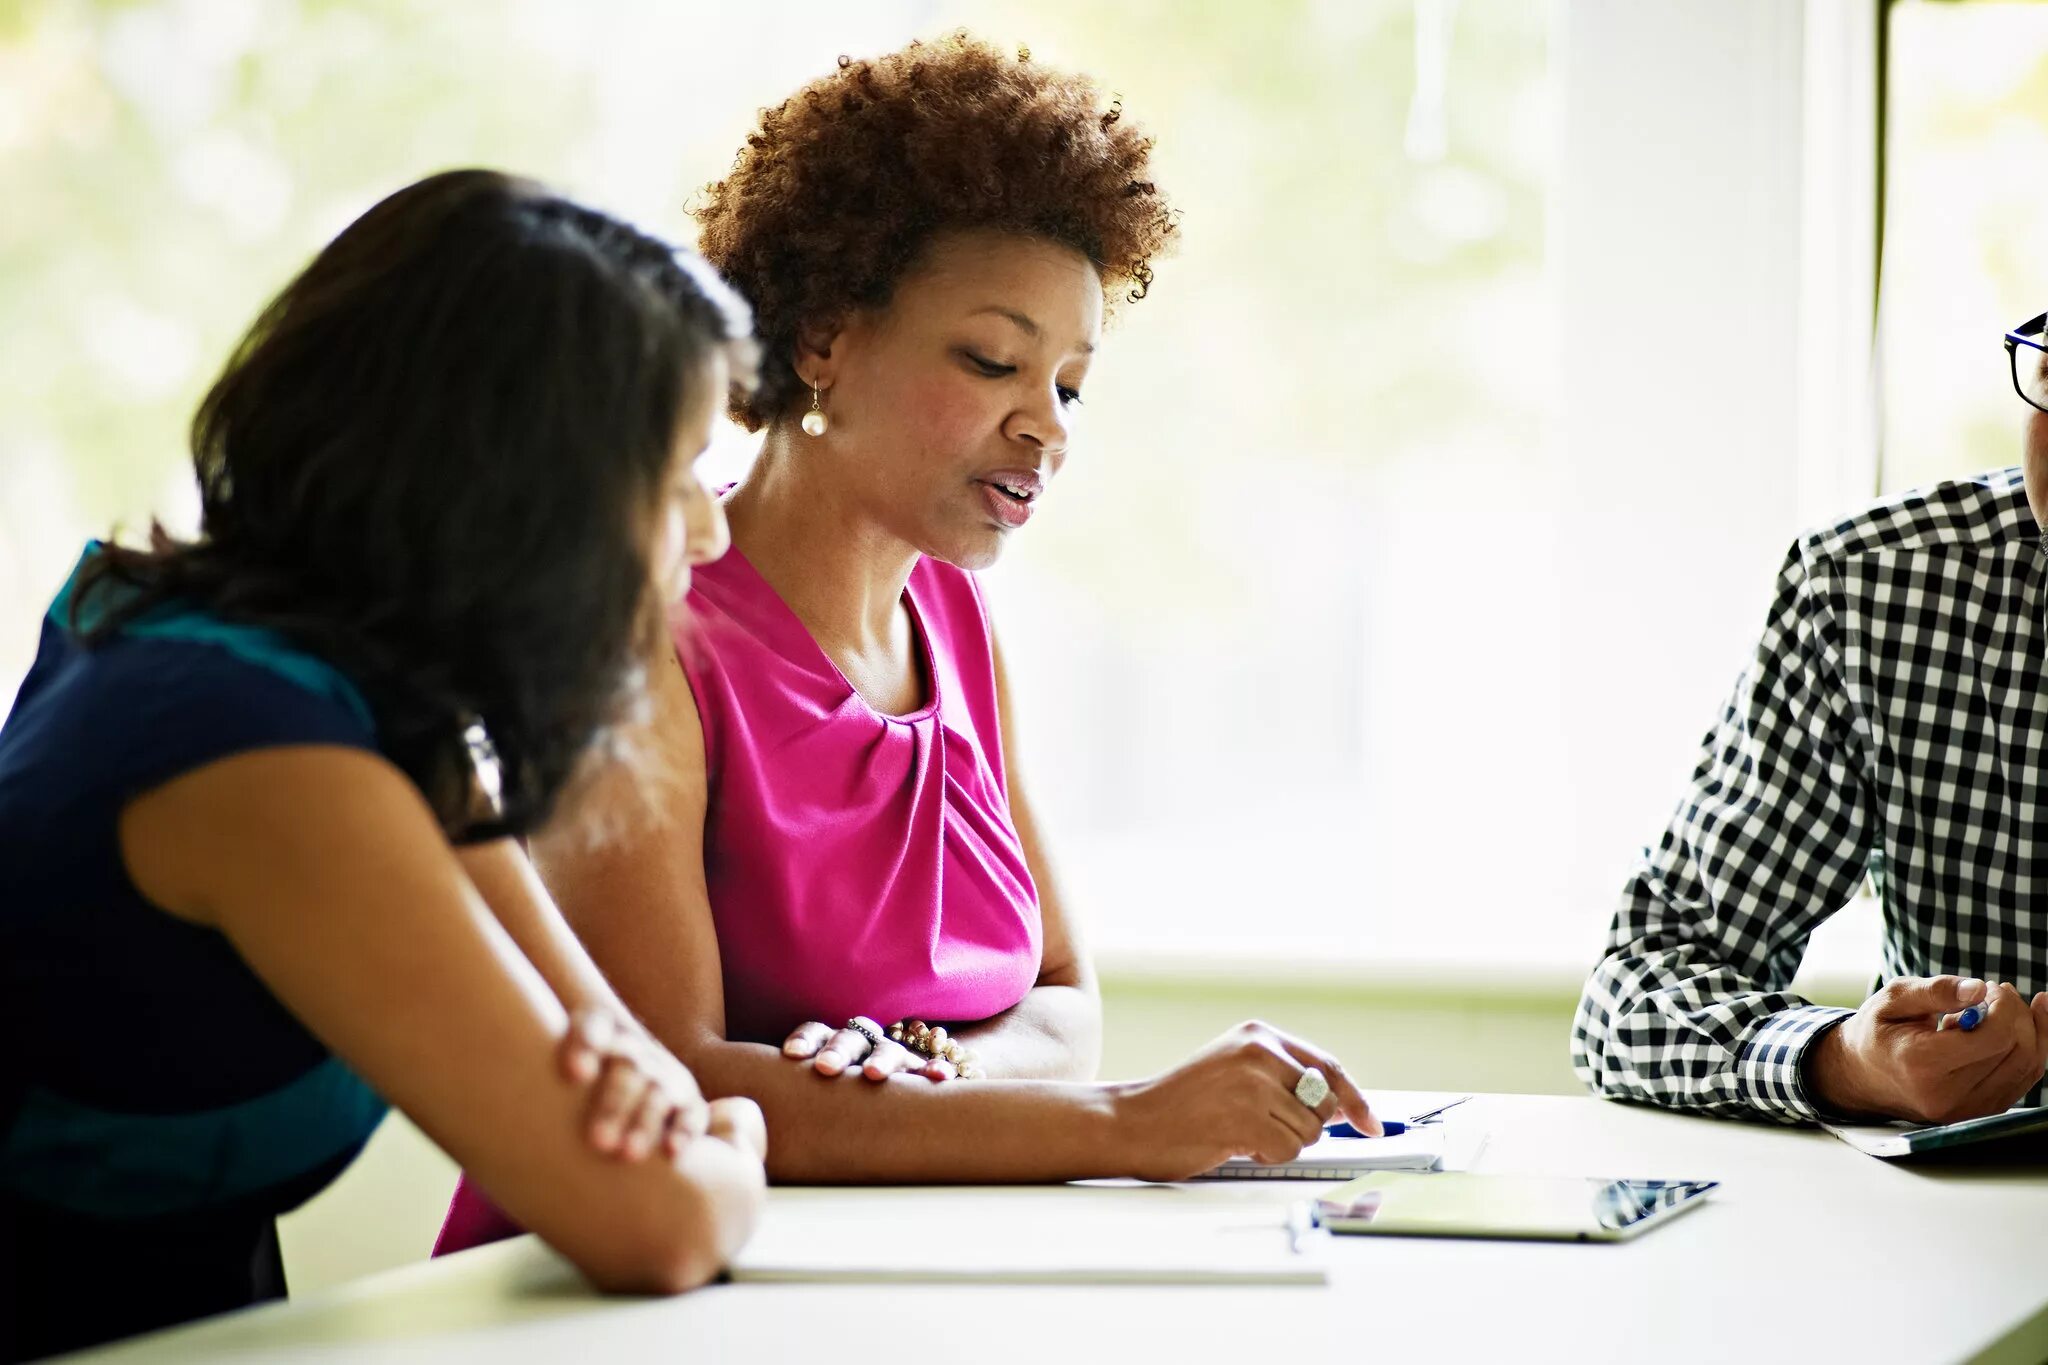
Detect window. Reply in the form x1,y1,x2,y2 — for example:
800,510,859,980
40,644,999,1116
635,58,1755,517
1879,0,2048,494
17,5,1921,985
0,1,1553,971
981,1,1552,969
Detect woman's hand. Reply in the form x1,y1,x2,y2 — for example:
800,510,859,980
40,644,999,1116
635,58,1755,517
560,1007,713,1160
1109,1020,1378,1182
781,1019,959,1082
704,1095,770,1163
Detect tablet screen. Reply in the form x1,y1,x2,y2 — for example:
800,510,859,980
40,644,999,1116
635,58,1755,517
1314,1172,1719,1241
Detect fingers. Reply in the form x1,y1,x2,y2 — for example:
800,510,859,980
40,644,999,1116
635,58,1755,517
1271,1091,1324,1147
586,1053,651,1156
1879,974,1988,1021
671,1083,711,1141
810,1026,876,1077
861,1039,926,1082
1977,983,2044,1080
1956,983,2038,1062
2028,993,2048,1090
705,1096,769,1162
917,1056,959,1083
1934,986,2027,1034
1301,1053,1375,1135
782,1021,834,1061
661,1109,690,1159
560,1007,617,1085
1952,1011,2038,1120
1292,1066,1340,1124
562,1010,715,1156
1243,1038,1339,1132
1984,981,2033,1029
1255,1109,1318,1164
1255,1023,1379,1136
617,1080,672,1162
1913,984,2043,1122
1973,1041,2042,1116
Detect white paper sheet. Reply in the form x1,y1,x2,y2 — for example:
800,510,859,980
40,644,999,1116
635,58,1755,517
724,1188,1328,1286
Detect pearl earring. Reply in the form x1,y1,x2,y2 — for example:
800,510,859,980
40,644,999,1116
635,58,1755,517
801,380,829,437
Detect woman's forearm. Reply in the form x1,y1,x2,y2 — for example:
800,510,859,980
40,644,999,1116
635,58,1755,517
458,839,629,1019
948,983,1102,1080
686,1036,1128,1183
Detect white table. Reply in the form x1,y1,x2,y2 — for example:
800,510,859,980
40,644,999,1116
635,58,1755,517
69,1093,2048,1364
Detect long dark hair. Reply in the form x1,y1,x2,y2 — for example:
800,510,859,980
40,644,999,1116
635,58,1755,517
72,169,753,839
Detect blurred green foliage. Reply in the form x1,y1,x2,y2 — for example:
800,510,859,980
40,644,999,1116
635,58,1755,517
0,0,1546,686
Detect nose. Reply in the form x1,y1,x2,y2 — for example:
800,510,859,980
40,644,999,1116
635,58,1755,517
686,485,731,566
1004,386,1071,467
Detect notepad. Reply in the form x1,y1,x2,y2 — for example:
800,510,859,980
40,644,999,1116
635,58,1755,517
724,1188,1328,1285
1193,1126,1449,1179
1822,1105,2048,1160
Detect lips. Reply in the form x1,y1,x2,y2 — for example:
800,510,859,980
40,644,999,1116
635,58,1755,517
982,468,1043,500
976,469,1044,530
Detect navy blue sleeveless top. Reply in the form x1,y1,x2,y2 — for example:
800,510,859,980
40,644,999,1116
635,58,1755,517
0,545,391,1360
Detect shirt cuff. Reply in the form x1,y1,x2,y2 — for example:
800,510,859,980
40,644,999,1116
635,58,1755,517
1734,1004,1855,1123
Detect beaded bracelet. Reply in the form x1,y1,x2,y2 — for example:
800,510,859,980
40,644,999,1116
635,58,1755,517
887,1019,983,1079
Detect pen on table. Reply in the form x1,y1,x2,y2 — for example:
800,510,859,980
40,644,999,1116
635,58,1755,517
1284,1199,1322,1254
1327,1095,1474,1138
1329,1119,1407,1137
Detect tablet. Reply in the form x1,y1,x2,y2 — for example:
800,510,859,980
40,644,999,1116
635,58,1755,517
1312,1172,1718,1242
1823,1105,2048,1160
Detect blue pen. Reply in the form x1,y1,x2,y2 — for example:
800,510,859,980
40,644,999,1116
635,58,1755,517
1329,1119,1404,1138
1934,1002,1986,1032
1327,1095,1473,1139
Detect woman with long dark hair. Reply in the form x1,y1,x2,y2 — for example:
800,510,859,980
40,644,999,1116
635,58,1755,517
0,169,766,1360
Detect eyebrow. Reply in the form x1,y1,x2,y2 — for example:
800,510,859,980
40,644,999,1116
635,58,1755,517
970,305,1095,354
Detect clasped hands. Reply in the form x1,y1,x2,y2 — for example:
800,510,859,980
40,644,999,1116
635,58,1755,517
555,1007,764,1164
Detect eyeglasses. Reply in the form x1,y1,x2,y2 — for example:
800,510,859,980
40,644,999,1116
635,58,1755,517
2006,312,2048,415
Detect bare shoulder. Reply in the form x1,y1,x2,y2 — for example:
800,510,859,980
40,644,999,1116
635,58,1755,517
119,744,440,927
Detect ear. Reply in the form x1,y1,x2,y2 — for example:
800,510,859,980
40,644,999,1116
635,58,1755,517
792,318,846,390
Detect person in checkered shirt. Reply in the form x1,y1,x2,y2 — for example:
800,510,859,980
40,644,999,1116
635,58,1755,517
1573,312,2048,1126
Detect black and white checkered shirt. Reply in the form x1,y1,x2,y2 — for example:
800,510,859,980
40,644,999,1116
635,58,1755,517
1573,468,2048,1122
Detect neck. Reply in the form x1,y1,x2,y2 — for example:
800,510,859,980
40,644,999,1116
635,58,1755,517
724,426,922,655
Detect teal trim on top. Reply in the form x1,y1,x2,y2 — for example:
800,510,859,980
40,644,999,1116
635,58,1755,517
0,1056,388,1219
50,541,375,733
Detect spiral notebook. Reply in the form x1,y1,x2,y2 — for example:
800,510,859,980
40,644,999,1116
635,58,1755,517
1192,1100,1489,1180
1193,1126,1452,1179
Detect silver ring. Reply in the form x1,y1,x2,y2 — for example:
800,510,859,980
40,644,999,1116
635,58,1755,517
844,1016,885,1052
1293,1067,1330,1110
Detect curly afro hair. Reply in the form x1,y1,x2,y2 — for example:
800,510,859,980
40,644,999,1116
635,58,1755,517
694,31,1178,432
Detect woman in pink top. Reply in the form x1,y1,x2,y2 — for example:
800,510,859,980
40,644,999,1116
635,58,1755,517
436,37,1377,1250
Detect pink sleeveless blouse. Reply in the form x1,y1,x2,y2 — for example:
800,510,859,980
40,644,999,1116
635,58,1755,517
681,545,1042,1043
434,546,1040,1256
